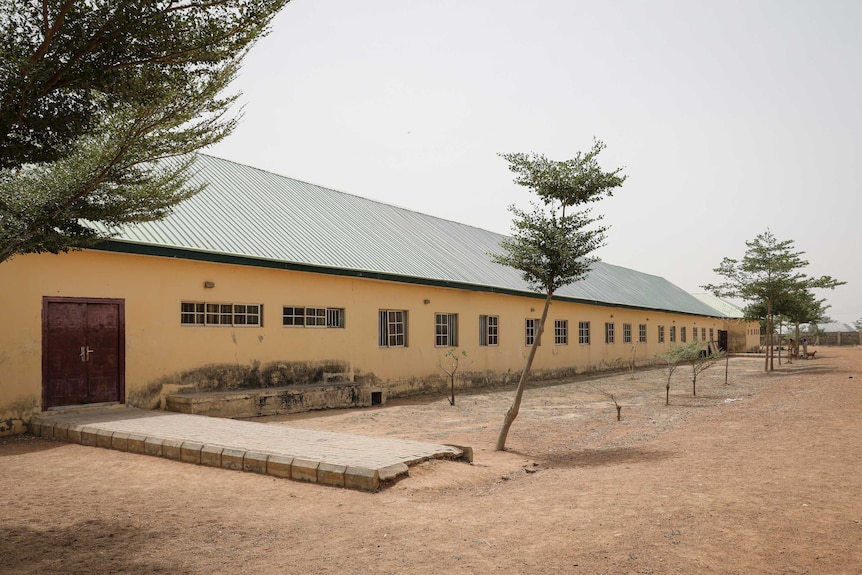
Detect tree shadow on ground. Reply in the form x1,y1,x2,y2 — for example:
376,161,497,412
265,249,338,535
533,447,675,469
0,519,185,575
0,435,67,457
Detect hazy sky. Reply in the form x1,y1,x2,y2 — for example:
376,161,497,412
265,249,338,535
208,0,860,323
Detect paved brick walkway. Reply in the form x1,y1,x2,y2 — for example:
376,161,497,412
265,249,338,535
29,408,467,491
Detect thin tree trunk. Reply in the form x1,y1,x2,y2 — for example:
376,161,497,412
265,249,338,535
495,291,553,451
765,301,773,372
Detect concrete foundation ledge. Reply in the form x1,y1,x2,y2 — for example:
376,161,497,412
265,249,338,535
378,463,410,482
344,466,380,491
243,451,269,474
317,462,347,487
26,410,470,493
267,455,294,479
291,458,319,483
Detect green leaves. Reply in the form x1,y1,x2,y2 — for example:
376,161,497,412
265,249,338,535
493,203,607,293
703,229,845,306
493,142,625,295
498,139,627,208
0,0,289,262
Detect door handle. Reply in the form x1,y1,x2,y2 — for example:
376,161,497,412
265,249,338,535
80,346,95,362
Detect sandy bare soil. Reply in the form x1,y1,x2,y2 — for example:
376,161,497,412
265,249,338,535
2,347,861,575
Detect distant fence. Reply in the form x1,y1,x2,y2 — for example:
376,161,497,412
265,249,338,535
764,331,861,347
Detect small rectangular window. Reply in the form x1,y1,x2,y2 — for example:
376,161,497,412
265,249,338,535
283,306,305,326
578,321,590,344
623,323,632,344
306,307,327,327
182,302,261,327
692,327,698,340
605,322,615,344
658,325,665,344
681,327,687,343
638,324,647,343
379,310,407,347
479,315,499,346
702,327,707,341
327,308,345,328
435,313,459,347
709,328,714,342
555,320,568,345
181,302,205,325
233,304,261,326
670,325,676,343
525,318,540,346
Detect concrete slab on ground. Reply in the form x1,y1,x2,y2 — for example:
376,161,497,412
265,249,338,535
29,407,467,491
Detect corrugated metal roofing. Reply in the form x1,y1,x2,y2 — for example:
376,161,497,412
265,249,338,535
97,154,727,317
691,293,745,319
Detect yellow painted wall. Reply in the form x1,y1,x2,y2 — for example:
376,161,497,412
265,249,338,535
0,249,752,433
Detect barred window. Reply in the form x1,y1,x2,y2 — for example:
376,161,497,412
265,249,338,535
525,318,540,346
379,310,407,347
327,308,345,328
639,324,647,343
435,313,459,347
681,327,687,343
658,325,665,344
692,327,698,340
709,328,714,342
283,307,345,328
605,322,615,344
182,302,262,327
702,328,707,341
555,320,568,345
479,315,499,346
623,323,632,344
670,325,676,343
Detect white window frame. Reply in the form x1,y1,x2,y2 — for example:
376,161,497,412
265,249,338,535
182,302,262,327
555,320,568,345
379,310,407,347
623,323,632,344
435,313,459,347
283,306,345,328
578,321,590,345
525,318,540,346
605,322,615,344
479,315,499,346
639,324,647,343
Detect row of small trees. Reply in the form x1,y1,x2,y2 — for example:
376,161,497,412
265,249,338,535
655,340,724,405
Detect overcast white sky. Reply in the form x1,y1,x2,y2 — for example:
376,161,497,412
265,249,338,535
208,0,860,324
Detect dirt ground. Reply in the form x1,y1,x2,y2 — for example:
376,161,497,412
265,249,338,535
2,347,861,575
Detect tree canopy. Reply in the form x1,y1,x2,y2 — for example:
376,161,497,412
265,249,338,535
703,229,843,371
0,0,290,263
493,140,626,450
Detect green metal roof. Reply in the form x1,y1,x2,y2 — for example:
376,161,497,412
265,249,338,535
691,293,746,319
96,154,727,317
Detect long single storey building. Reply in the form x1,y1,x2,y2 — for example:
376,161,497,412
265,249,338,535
0,154,759,434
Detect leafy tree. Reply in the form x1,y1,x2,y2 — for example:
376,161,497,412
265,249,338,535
0,0,289,263
703,230,843,372
745,288,828,364
855,318,862,331
492,140,626,451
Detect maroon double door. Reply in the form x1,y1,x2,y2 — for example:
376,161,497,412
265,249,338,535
42,297,125,409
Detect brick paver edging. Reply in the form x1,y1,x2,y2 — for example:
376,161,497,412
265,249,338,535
29,408,469,491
